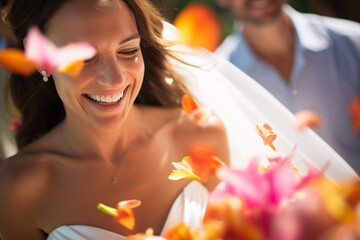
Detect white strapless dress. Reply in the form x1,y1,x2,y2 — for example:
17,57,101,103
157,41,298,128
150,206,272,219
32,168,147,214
46,181,209,240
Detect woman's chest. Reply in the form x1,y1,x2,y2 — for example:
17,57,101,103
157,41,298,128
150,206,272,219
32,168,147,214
38,144,189,235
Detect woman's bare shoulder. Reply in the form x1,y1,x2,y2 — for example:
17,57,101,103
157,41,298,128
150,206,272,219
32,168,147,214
0,151,52,239
173,109,229,154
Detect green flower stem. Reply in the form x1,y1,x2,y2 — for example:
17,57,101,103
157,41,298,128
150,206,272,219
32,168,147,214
97,203,118,216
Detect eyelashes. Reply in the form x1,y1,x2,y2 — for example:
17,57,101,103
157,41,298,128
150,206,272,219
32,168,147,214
84,48,140,64
120,48,140,56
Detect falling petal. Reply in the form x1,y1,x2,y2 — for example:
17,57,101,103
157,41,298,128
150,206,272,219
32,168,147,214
168,159,201,181
25,26,58,73
174,3,222,51
295,110,324,130
97,200,141,230
349,94,360,133
169,143,225,182
58,60,84,76
0,48,37,75
56,42,96,75
186,143,225,181
181,94,198,114
254,123,277,151
25,26,96,76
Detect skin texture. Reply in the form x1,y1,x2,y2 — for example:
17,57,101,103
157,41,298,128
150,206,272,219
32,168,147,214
219,0,295,81
0,0,230,239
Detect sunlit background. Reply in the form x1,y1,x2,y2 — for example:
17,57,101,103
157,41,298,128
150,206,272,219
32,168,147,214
150,0,360,51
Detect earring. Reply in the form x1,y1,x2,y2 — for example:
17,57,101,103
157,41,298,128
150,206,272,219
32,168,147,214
41,70,49,82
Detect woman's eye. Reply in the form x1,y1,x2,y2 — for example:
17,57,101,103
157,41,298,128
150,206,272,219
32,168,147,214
119,48,139,57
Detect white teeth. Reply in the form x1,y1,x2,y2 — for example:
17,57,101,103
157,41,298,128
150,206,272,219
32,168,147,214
87,92,123,104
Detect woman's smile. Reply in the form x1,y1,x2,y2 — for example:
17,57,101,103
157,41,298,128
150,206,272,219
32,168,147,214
85,91,124,105
82,86,130,112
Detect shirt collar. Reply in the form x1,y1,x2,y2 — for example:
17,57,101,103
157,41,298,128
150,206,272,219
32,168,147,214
232,22,257,71
284,4,330,52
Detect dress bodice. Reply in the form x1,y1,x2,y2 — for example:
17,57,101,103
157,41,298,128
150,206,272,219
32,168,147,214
47,181,209,240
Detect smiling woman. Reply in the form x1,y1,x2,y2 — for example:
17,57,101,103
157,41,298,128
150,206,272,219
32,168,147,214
0,0,358,239
0,0,230,239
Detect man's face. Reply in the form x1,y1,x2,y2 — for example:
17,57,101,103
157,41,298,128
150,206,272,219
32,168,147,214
226,0,287,25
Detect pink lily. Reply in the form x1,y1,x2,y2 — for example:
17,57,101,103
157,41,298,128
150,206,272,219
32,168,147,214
211,147,321,208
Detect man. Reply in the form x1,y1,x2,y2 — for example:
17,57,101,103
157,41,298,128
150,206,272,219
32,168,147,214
215,0,360,170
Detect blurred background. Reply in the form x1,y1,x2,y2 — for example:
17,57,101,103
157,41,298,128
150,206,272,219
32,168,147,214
150,0,360,51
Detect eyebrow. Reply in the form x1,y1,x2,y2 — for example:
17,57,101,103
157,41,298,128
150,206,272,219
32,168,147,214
119,33,141,45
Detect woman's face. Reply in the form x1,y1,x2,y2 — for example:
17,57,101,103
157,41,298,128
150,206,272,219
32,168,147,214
47,0,145,129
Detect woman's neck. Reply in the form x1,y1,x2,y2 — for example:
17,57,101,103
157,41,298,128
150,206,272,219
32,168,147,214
60,106,145,163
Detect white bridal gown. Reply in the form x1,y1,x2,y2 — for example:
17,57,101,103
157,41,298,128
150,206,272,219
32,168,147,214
47,181,208,240
46,22,358,240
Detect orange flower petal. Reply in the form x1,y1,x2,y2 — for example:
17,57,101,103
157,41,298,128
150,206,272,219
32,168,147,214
181,94,198,114
58,60,84,76
187,143,225,181
349,94,360,133
0,48,37,75
169,143,225,182
174,3,222,51
163,222,193,240
116,200,141,230
116,206,136,230
254,123,277,151
97,200,141,231
295,110,324,130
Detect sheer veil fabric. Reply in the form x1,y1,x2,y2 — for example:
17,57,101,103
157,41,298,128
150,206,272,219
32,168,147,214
162,22,358,182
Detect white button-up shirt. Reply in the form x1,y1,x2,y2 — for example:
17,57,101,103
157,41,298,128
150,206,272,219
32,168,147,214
216,5,360,170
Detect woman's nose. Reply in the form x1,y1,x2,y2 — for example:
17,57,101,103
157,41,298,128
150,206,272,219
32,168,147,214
95,60,126,88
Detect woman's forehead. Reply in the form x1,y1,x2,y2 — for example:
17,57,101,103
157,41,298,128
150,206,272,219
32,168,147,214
46,0,137,45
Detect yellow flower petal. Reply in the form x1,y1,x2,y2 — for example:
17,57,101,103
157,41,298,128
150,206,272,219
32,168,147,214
58,60,84,76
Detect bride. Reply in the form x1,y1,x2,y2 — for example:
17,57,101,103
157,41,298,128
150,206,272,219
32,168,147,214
0,0,356,239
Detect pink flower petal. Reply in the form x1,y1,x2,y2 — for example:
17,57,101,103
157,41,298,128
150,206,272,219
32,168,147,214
25,26,58,72
57,43,96,70
25,26,96,75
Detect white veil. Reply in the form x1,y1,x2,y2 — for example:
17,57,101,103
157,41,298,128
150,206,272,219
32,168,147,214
162,22,358,183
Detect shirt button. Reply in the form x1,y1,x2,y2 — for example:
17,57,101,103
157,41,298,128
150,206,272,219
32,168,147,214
292,89,298,95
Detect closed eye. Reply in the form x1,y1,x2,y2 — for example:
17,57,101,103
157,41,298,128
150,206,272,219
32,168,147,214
119,48,139,56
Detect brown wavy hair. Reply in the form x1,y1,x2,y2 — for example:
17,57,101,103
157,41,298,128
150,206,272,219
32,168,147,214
4,0,189,149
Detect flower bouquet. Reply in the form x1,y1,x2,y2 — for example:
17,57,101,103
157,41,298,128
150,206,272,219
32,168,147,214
97,95,360,240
